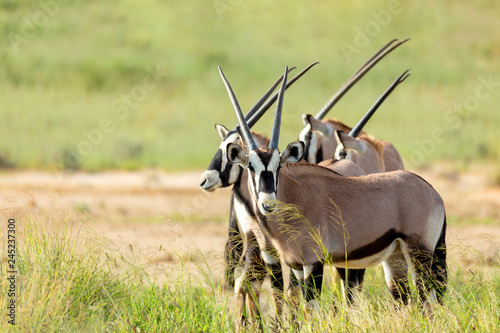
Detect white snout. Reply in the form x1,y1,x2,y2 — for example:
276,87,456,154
199,170,221,192
257,193,277,215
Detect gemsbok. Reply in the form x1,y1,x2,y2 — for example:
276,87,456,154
200,63,322,329
222,66,448,325
298,40,410,298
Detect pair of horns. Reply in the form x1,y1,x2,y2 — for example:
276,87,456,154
219,66,289,150
315,38,410,120
231,62,319,132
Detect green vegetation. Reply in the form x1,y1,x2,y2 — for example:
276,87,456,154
1,211,499,332
0,0,498,171
0,211,232,332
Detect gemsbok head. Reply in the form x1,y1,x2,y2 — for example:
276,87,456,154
330,68,410,173
225,65,447,322
200,63,318,192
299,38,409,171
220,65,304,216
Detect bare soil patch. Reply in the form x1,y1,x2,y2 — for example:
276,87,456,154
0,165,499,284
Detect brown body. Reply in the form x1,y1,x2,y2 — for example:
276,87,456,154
231,156,447,315
265,165,444,268
300,116,404,173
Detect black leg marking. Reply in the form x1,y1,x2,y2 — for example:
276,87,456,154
410,248,434,307
336,268,366,304
240,234,266,327
301,262,324,303
389,275,411,306
267,262,284,294
224,196,243,290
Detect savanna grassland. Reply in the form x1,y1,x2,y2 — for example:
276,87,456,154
0,0,499,332
0,0,499,171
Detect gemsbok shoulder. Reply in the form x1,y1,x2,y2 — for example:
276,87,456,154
221,66,448,324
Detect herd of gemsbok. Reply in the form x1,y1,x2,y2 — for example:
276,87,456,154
199,38,447,331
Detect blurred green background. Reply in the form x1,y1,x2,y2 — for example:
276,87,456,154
0,0,499,171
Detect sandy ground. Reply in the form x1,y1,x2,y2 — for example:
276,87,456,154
0,164,499,285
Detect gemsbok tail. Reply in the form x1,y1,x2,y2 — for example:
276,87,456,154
432,214,447,304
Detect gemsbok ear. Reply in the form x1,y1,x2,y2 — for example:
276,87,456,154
334,130,346,149
335,131,368,156
305,114,330,135
215,124,230,140
280,141,304,164
226,143,248,167
301,113,309,126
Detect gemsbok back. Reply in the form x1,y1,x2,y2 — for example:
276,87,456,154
222,66,448,325
298,41,410,299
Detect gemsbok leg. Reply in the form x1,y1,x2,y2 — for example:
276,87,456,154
225,194,243,290
382,242,411,306
234,232,266,331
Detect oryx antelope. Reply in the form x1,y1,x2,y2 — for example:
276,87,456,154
299,38,408,171
201,63,324,330
223,66,447,322
200,63,318,290
298,40,409,298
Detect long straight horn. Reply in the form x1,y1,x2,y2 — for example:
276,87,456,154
218,66,258,150
353,39,398,75
269,66,288,149
349,68,411,138
231,67,296,132
315,38,410,120
247,62,319,128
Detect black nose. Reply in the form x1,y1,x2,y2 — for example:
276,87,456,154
263,202,276,212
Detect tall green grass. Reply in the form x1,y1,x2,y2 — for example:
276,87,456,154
1,209,499,332
0,0,498,171
0,210,233,332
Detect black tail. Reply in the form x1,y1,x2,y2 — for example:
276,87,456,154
431,214,447,304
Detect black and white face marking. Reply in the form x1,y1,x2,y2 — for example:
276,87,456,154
199,129,243,192
246,149,282,216
298,124,318,164
298,121,328,164
226,141,304,216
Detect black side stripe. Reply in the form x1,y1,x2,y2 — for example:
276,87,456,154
233,183,254,216
330,228,406,262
